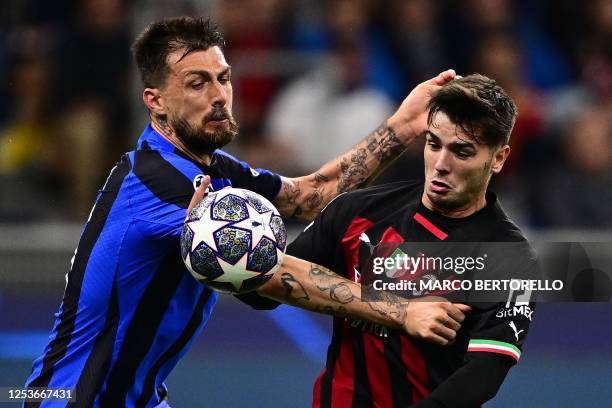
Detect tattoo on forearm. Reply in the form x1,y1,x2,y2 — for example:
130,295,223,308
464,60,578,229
314,172,329,185
377,125,403,164
309,264,336,291
283,180,300,206
280,272,309,301
309,264,356,306
336,148,368,193
366,133,378,153
280,180,304,218
329,283,354,304
314,304,349,317
305,189,324,211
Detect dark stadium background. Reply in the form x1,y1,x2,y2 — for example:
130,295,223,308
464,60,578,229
1,0,610,407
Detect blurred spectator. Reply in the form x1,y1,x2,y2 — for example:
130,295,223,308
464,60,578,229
383,0,449,89
0,26,66,220
217,0,292,137
54,0,131,217
547,0,612,134
533,106,612,228
0,0,610,229
265,1,395,174
442,0,571,90
290,0,405,102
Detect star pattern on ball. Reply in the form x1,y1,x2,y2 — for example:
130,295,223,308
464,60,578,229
185,213,229,253
214,252,261,292
231,201,276,250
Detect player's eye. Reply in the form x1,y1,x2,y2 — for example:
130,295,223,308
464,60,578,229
456,150,473,159
219,75,230,84
191,82,204,90
427,141,441,150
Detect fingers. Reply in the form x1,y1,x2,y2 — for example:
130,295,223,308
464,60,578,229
454,303,472,313
404,299,469,346
427,69,457,86
424,331,452,346
186,175,211,218
431,323,457,344
440,314,461,332
442,303,470,324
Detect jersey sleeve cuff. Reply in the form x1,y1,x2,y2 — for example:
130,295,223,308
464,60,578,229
467,339,521,362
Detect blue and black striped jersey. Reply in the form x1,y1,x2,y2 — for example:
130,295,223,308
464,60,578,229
25,125,281,407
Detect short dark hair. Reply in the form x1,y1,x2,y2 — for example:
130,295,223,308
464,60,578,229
132,17,225,88
427,74,517,147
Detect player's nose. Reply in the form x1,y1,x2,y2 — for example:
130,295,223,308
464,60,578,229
209,80,227,106
433,150,451,173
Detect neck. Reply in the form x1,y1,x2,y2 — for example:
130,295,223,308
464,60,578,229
150,117,212,166
421,192,487,218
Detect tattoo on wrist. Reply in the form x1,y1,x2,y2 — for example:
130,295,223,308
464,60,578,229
363,284,408,322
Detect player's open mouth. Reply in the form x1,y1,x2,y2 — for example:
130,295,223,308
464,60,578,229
430,179,451,193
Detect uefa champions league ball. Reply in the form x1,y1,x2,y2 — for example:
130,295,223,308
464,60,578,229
181,188,287,294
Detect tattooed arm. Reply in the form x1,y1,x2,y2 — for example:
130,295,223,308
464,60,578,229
256,255,470,345
273,70,457,221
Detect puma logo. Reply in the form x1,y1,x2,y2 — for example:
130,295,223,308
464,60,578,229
359,232,377,255
509,321,525,342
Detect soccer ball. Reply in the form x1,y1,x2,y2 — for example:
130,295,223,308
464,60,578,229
181,188,287,294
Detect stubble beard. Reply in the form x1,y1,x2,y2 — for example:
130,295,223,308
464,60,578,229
426,165,491,212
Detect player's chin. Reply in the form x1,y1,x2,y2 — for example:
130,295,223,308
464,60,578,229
427,190,456,208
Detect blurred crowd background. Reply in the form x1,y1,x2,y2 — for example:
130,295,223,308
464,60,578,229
0,0,610,227
1,1,611,406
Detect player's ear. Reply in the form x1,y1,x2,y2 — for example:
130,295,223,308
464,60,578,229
143,87,166,116
491,144,510,174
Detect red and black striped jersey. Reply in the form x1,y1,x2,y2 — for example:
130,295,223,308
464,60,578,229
288,180,536,408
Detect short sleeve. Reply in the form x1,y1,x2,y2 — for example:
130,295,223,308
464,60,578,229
214,150,282,201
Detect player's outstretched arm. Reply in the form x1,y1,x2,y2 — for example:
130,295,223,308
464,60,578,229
272,69,457,222
257,255,470,346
